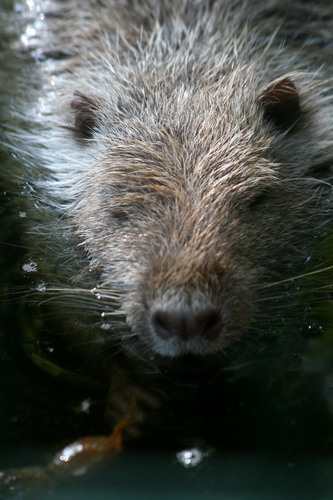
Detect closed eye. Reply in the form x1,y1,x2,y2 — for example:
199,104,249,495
248,191,272,210
112,210,130,223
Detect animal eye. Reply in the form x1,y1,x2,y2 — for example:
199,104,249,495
248,191,271,210
112,210,129,223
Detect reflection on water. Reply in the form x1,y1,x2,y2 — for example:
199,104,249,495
1,449,333,500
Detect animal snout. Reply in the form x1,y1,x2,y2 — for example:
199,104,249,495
151,304,222,342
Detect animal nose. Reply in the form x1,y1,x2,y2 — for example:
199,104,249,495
151,305,221,341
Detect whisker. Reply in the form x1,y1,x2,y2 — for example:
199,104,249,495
259,265,333,289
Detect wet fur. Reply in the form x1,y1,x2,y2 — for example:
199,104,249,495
1,0,333,437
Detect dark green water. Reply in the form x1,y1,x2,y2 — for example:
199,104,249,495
19,452,333,500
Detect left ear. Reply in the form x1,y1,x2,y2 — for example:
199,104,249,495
257,77,302,132
70,91,100,139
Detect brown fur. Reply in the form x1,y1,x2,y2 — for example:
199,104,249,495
1,0,333,438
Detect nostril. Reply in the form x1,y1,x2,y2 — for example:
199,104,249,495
151,310,174,340
151,306,222,341
196,309,221,340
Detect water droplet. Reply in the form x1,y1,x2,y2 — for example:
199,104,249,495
80,399,91,413
100,323,111,330
176,448,205,468
36,281,47,292
91,287,102,298
304,255,312,264
55,443,84,465
301,320,324,337
26,0,36,11
22,260,37,273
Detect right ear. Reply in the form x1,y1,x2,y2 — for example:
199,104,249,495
257,77,302,133
70,91,99,139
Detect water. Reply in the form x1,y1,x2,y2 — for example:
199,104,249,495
21,452,333,500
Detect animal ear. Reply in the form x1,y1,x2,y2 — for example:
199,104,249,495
70,91,99,139
258,77,302,132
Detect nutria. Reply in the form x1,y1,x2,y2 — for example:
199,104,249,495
1,0,333,443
